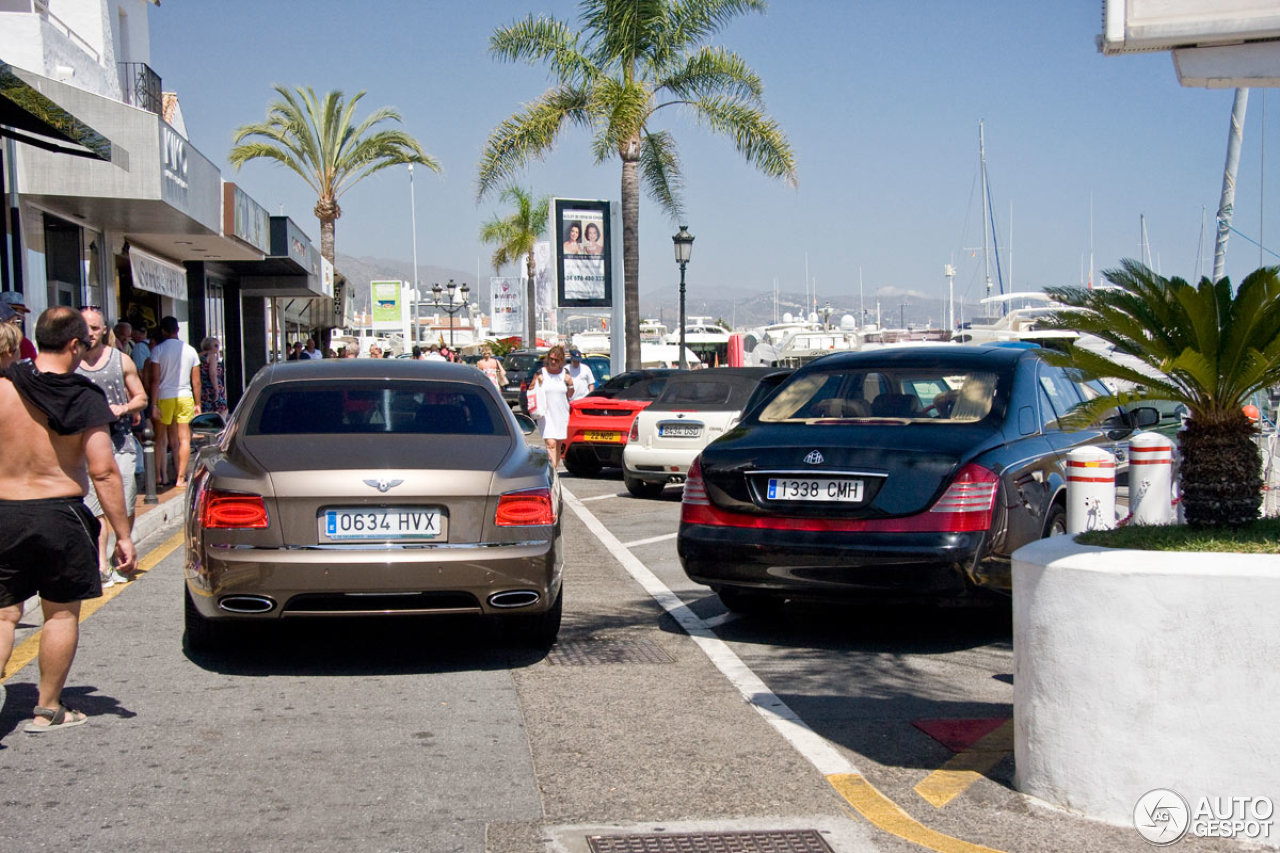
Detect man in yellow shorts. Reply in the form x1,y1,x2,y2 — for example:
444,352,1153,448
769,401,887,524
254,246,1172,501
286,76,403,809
146,316,201,488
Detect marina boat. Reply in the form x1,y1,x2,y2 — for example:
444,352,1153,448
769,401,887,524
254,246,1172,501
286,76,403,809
672,316,733,366
951,292,1078,346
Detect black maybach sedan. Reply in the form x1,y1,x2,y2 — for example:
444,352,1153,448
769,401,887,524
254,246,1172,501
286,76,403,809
677,344,1158,611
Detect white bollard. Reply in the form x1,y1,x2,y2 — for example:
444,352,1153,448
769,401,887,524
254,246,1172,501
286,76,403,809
1066,446,1116,533
1128,431,1175,525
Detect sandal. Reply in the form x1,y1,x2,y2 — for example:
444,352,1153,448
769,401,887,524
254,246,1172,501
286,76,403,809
24,704,88,733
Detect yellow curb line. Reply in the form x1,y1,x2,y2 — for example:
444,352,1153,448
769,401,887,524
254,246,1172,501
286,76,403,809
914,721,1015,808
828,773,1006,853
1,530,185,684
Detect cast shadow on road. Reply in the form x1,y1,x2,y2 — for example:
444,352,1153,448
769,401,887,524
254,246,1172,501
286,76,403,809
183,615,551,677
655,598,1016,777
0,681,137,746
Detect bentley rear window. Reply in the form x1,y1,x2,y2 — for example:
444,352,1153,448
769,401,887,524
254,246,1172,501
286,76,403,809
758,369,1002,423
249,382,504,436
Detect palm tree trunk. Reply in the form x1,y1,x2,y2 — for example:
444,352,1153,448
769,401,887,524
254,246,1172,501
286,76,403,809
319,215,337,353
526,247,537,347
1180,415,1262,527
621,157,641,370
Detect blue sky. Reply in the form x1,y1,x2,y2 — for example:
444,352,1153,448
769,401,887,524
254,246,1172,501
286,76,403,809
151,1,1277,316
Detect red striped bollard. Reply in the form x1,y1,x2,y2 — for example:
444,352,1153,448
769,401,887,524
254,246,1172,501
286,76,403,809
1128,432,1175,526
1067,446,1116,533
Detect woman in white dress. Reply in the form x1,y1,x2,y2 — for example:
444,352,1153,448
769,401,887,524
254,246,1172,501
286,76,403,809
532,344,574,468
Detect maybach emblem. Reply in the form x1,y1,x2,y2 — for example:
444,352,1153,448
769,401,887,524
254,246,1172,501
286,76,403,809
804,450,824,465
363,478,404,493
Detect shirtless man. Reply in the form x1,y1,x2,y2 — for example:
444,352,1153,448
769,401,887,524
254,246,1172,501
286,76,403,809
0,307,137,732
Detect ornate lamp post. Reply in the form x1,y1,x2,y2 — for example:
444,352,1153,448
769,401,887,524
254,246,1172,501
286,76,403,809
430,279,470,350
409,164,421,343
672,225,694,370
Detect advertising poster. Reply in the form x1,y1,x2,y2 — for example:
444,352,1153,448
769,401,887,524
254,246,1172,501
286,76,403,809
555,199,611,307
520,242,556,336
489,277,523,336
370,280,403,330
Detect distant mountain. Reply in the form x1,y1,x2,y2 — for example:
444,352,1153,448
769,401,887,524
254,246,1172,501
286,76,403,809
337,253,979,331
639,287,980,331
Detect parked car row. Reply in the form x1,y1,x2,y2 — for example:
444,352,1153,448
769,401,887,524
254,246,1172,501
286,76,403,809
180,343,1163,653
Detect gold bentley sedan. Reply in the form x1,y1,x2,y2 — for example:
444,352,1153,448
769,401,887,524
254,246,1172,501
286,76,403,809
183,359,562,650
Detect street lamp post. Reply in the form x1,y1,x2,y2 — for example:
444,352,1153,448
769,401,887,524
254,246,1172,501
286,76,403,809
409,164,420,343
429,279,471,351
672,225,694,371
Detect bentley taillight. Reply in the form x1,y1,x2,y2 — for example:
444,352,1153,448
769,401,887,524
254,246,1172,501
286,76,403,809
201,489,269,529
495,487,556,526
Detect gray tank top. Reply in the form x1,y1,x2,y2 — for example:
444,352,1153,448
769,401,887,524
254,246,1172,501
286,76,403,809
77,348,131,444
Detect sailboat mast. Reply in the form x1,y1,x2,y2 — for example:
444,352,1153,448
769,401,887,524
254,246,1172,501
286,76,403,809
980,121,992,303
1213,88,1249,282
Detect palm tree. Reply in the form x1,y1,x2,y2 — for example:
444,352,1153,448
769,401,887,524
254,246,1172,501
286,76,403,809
1044,260,1280,527
230,85,440,268
478,0,797,369
479,186,549,347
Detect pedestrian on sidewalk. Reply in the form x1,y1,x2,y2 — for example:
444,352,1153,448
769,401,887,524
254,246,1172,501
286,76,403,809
112,321,132,356
198,336,228,417
128,325,151,374
76,309,148,586
0,306,137,731
0,311,22,368
147,316,201,489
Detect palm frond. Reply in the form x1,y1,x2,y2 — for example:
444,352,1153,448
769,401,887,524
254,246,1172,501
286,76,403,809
479,184,549,274
661,46,763,102
490,15,597,86
477,89,589,199
667,0,768,47
589,78,652,162
639,129,684,219
686,96,797,185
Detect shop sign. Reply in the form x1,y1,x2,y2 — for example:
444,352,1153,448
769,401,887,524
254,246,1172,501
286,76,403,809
130,246,187,299
160,123,189,209
226,184,271,254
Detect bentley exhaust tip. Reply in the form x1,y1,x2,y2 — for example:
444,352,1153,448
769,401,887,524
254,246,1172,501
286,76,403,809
488,590,541,609
218,595,277,614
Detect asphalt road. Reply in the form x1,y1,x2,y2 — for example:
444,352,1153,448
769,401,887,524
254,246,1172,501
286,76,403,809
0,474,1247,852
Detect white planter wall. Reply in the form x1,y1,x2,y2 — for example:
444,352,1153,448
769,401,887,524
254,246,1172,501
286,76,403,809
1013,536,1280,830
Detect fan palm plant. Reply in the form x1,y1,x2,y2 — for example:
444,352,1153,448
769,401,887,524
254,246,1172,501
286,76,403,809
479,186,549,347
230,86,440,266
1044,260,1280,527
478,0,797,369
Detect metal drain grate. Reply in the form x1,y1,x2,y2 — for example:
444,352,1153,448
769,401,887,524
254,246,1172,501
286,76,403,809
588,829,833,853
545,638,675,665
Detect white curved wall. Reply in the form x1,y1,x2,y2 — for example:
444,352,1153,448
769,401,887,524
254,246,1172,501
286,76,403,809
1013,536,1280,829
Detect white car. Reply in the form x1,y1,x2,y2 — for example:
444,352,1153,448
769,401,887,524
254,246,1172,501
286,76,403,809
622,368,779,498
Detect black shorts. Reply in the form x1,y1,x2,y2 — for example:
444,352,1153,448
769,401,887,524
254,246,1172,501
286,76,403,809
0,497,102,607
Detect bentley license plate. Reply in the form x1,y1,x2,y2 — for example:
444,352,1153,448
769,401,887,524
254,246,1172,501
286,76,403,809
658,422,701,438
322,507,445,542
767,478,864,502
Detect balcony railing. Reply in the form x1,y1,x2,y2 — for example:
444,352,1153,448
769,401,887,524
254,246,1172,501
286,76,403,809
118,62,161,115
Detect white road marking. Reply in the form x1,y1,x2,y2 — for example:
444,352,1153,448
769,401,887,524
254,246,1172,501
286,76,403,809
562,484,860,778
621,532,678,548
576,493,619,503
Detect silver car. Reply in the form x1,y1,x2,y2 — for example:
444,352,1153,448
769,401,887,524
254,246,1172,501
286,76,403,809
183,359,562,650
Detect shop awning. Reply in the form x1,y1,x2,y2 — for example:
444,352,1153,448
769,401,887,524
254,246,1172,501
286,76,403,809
0,61,111,161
